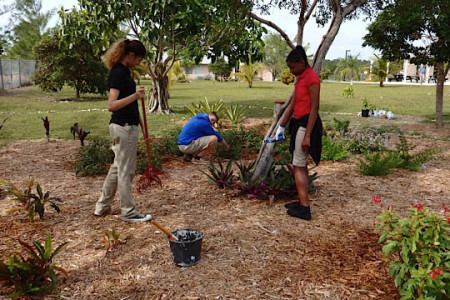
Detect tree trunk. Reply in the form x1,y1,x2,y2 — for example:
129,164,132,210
251,99,291,182
379,80,384,87
312,14,344,75
76,88,80,99
435,62,445,127
149,75,171,114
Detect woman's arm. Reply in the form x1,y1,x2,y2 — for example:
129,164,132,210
301,83,320,150
107,87,145,112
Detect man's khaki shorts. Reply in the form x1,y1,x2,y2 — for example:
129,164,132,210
292,127,308,167
178,136,211,155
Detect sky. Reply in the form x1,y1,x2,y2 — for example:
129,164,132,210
6,0,378,61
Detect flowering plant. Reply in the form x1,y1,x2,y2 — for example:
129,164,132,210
374,197,449,299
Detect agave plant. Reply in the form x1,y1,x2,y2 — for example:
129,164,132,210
202,159,234,189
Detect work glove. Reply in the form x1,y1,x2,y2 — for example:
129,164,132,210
275,125,285,141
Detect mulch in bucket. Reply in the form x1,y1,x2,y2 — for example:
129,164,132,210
169,229,204,267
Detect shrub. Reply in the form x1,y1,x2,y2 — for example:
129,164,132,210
375,202,449,299
74,137,113,176
321,134,350,161
344,126,389,154
0,236,68,298
342,85,354,98
358,151,401,176
216,127,262,160
1,179,62,222
331,118,350,135
394,132,441,171
280,68,295,85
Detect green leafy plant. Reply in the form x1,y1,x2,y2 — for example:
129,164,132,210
332,118,350,135
226,104,247,126
358,151,401,176
235,160,266,199
362,96,369,108
375,200,449,299
394,132,441,171
0,236,68,298
186,97,226,120
74,137,114,176
104,228,125,251
1,179,62,222
202,159,234,189
216,128,243,160
321,134,350,161
342,85,354,98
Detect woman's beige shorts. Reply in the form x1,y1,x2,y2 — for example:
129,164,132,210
178,136,211,155
292,127,308,167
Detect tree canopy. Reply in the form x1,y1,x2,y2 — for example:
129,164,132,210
60,0,265,113
363,0,449,126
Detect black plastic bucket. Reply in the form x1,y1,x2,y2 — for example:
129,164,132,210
169,229,204,267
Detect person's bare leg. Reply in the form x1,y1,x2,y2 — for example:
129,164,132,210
294,166,309,206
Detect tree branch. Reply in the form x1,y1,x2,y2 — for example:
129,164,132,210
235,0,295,49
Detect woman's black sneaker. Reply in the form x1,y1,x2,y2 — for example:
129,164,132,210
284,201,301,209
287,205,311,221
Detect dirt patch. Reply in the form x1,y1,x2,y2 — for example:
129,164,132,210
0,122,449,299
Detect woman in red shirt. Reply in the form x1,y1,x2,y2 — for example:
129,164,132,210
276,46,322,221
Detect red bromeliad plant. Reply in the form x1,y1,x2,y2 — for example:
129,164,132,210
373,196,449,299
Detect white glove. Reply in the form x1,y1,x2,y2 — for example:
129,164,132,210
275,125,285,140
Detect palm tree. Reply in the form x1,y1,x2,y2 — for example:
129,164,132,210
370,54,388,87
236,55,265,88
334,54,361,85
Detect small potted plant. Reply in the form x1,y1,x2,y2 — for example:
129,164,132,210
361,97,370,117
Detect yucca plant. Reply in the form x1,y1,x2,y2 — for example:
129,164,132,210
186,97,226,120
226,104,247,126
202,159,234,189
0,236,68,298
1,179,62,222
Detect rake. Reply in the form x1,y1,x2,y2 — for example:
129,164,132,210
134,94,165,193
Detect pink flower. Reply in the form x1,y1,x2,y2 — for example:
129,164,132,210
413,203,423,211
443,205,449,213
372,196,381,203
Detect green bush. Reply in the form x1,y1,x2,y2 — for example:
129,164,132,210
375,203,449,299
0,236,67,298
74,137,113,176
344,126,389,154
202,159,234,189
331,118,350,135
216,127,262,160
280,68,295,85
321,134,350,161
186,97,226,120
358,151,401,176
342,85,354,98
394,132,441,171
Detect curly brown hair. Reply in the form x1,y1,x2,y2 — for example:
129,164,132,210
103,39,147,70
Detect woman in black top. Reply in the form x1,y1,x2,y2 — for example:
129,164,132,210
94,39,152,222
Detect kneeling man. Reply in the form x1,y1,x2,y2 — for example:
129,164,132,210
178,112,230,162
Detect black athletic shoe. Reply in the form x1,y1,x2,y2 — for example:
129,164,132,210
287,206,311,221
284,201,301,209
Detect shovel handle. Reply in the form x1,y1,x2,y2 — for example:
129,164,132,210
151,220,178,241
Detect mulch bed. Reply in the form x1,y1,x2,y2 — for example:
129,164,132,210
0,120,449,299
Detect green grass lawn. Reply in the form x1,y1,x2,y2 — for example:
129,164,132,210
0,80,448,146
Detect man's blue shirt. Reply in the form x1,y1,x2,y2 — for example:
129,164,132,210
177,113,223,145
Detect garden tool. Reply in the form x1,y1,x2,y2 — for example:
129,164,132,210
134,91,165,193
151,220,178,241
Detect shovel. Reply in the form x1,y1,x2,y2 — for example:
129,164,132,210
151,219,178,241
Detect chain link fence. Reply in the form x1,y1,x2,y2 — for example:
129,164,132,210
0,59,36,90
